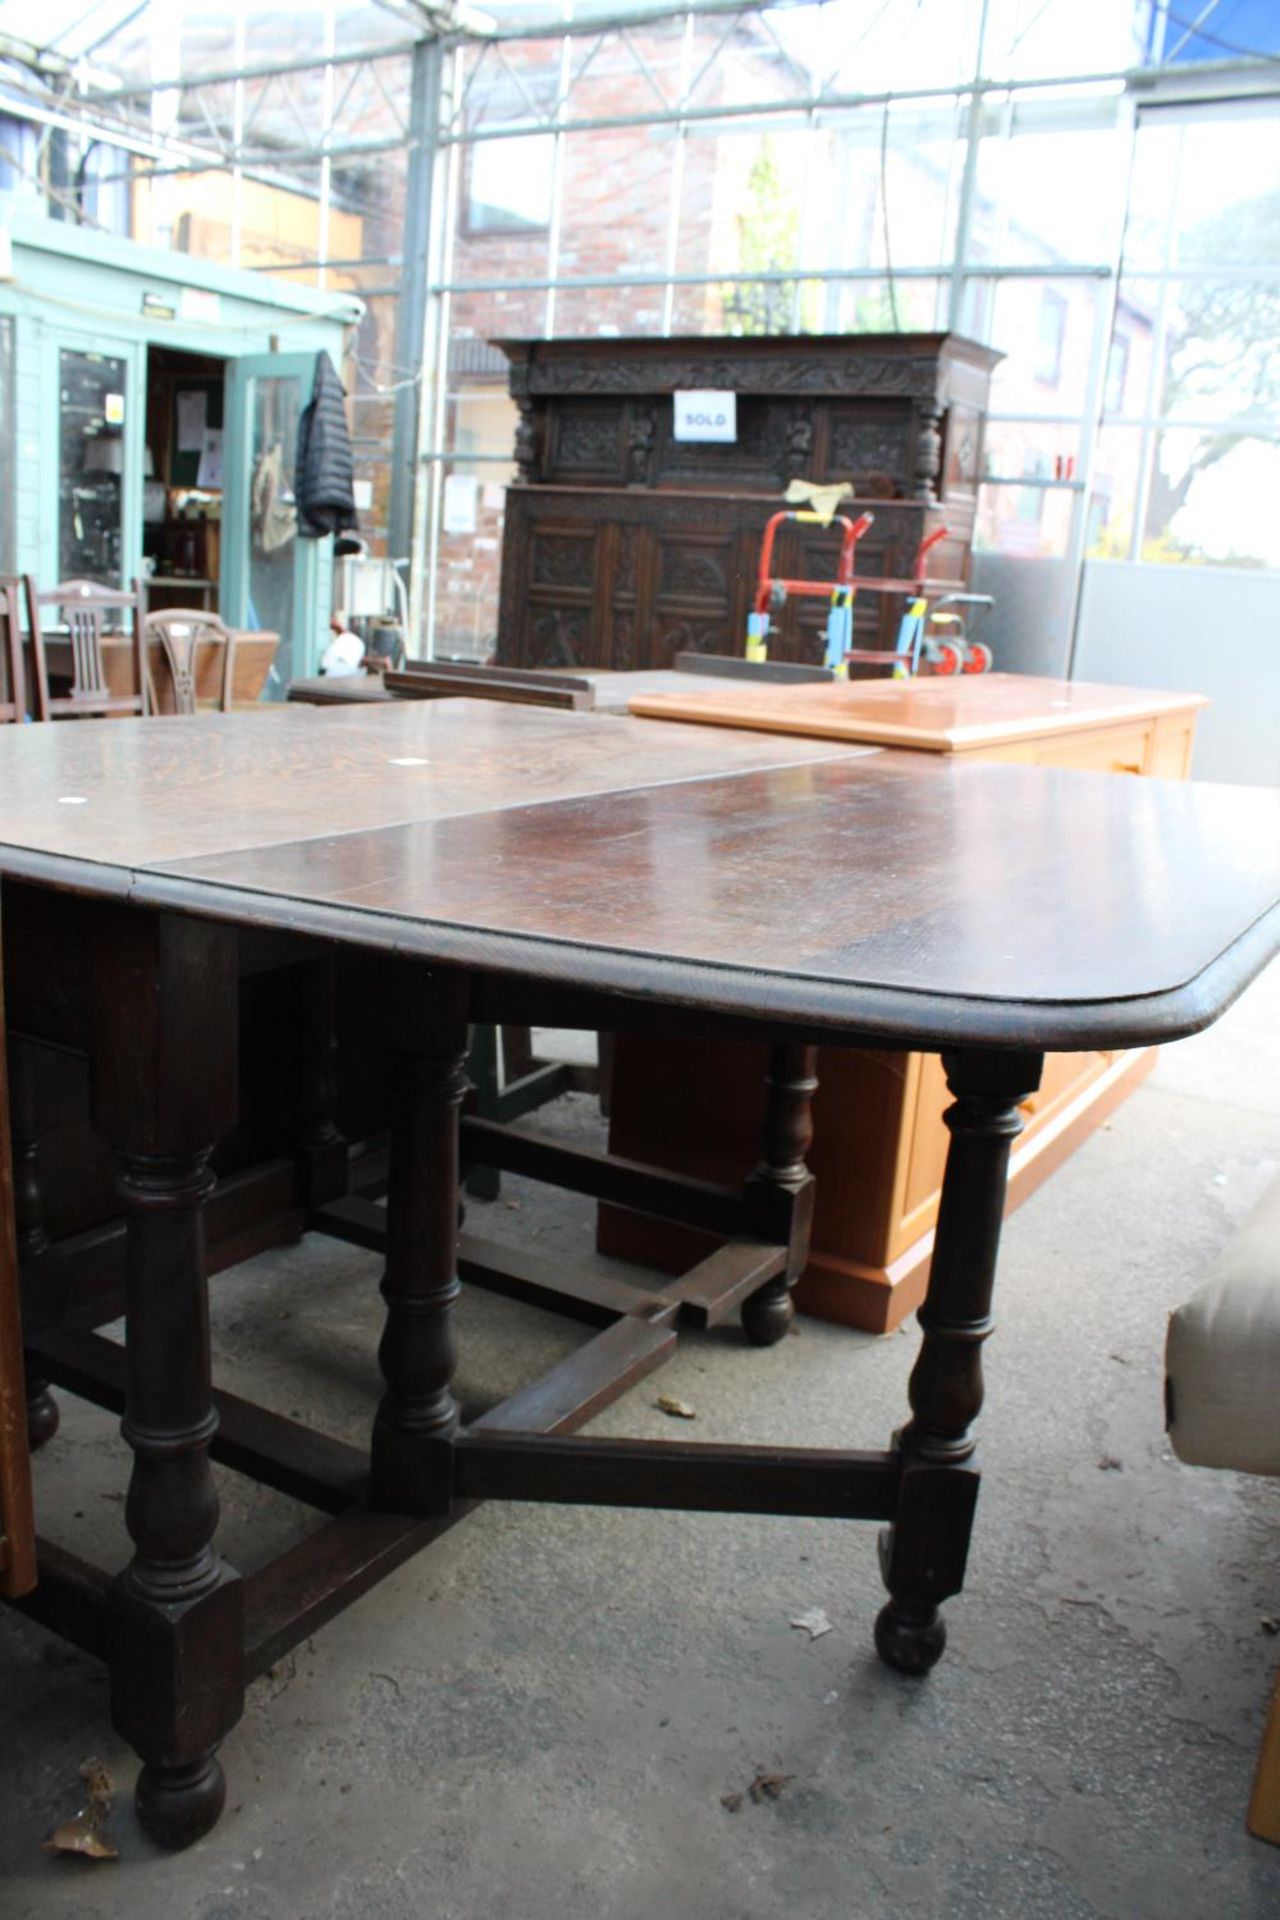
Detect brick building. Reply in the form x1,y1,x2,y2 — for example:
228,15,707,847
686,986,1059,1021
436,18,808,656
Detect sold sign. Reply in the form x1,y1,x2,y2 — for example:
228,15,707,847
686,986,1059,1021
673,390,737,444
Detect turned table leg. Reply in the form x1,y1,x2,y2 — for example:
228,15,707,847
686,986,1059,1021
292,952,348,1208
8,1037,59,1447
370,967,470,1516
90,908,244,1849
463,1023,502,1202
741,1042,818,1347
875,1047,1042,1676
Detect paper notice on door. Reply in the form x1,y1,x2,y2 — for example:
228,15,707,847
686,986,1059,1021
177,389,207,452
443,473,479,535
196,428,223,489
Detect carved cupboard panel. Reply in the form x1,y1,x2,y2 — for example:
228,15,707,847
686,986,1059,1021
495,334,1000,670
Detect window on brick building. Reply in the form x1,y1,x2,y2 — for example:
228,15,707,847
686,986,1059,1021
1035,288,1068,388
467,132,554,234
463,61,556,234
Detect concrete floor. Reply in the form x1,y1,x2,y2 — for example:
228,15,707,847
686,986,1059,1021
3,963,1280,1919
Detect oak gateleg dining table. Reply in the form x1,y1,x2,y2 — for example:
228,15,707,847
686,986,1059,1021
0,698,1277,1851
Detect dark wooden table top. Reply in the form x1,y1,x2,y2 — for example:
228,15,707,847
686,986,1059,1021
287,674,394,705
0,701,1276,1051
288,667,762,713
0,700,864,866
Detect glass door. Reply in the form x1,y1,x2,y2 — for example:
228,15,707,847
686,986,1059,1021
0,317,14,575
40,328,145,589
223,352,330,695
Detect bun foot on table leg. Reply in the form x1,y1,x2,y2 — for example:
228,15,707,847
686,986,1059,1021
25,1379,59,1450
741,1279,794,1347
874,1600,947,1676
135,1756,226,1851
740,1043,816,1350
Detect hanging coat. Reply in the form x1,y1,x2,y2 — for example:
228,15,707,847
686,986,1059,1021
295,351,357,539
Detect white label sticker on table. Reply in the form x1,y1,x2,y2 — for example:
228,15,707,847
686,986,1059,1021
673,391,736,443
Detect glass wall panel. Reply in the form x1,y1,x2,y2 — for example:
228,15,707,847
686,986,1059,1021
557,124,681,321
820,103,966,272
974,276,1102,415
983,0,1145,81
671,125,817,291
562,17,688,119
977,423,1079,556
977,419,1080,669
1102,100,1280,570
1086,425,1142,559
552,289,668,335
461,38,561,136
1163,275,1280,422
696,11,815,108
37,0,1277,661
1103,292,1156,416
824,275,945,334
1168,107,1280,268
432,438,515,661
0,113,40,211
1144,428,1280,568
452,47,555,336
802,0,980,95
344,284,404,559
969,546,1075,676
970,107,1126,269
1121,115,1181,270
468,133,556,234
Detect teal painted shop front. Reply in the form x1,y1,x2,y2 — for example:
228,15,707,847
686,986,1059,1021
0,214,361,692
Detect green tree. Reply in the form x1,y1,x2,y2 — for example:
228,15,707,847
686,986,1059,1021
1145,192,1280,561
723,136,817,335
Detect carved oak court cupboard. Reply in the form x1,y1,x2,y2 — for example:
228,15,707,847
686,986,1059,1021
494,333,1000,670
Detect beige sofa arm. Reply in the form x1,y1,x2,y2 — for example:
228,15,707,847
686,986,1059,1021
1165,1173,1280,1476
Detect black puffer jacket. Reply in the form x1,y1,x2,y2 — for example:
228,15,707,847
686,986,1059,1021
296,351,357,538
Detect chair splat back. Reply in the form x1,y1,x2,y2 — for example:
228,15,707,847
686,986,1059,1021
66,596,110,698
25,577,148,722
143,610,237,715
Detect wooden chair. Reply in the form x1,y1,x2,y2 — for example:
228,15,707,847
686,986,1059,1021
0,576,30,723
25,576,148,722
144,609,237,714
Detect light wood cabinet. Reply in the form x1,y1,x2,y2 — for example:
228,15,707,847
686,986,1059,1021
603,676,1207,1331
